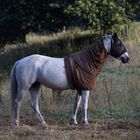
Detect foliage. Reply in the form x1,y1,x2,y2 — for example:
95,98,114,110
66,0,135,34
0,0,74,42
0,0,140,42
127,0,140,20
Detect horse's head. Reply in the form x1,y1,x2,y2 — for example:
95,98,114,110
103,33,129,63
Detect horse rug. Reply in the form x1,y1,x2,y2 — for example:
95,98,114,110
64,40,108,90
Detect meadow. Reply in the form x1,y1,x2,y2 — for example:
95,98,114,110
0,25,140,139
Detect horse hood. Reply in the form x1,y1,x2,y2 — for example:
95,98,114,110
64,40,108,90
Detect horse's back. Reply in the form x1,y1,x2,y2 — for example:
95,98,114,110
13,54,69,90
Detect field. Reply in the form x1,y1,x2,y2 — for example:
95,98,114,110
0,118,139,140
0,30,140,139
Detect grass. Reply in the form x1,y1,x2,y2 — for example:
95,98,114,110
0,27,140,123
0,64,139,125
26,28,93,45
127,22,140,42
0,26,140,139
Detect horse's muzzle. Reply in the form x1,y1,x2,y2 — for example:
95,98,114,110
119,52,129,63
121,56,129,63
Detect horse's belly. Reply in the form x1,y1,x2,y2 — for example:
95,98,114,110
40,73,69,90
38,58,70,90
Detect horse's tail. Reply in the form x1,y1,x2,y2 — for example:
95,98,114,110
10,62,18,120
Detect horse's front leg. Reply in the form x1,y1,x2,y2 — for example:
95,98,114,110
71,91,81,125
81,90,89,125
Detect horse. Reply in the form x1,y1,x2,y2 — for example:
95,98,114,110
10,33,129,126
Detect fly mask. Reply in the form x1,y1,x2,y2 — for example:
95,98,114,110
103,33,129,63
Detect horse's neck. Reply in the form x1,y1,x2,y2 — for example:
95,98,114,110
85,41,107,61
85,41,108,68
65,40,108,69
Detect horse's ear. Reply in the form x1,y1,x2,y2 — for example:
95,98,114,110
112,32,118,38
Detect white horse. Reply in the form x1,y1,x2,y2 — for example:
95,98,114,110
10,33,129,126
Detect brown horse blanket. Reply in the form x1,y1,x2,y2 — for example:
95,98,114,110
64,39,108,90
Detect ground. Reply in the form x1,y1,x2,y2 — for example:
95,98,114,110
0,118,139,140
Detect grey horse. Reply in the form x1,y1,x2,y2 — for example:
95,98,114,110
10,33,129,126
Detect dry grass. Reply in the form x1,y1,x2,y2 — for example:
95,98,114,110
0,44,139,124
0,25,140,139
128,22,140,42
26,29,92,45
0,118,139,140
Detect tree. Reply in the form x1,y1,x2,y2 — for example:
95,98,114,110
0,0,74,43
0,0,139,43
126,0,140,20
66,0,133,34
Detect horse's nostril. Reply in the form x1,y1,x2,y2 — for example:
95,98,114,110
121,57,129,63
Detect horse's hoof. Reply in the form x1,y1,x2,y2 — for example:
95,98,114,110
40,121,48,129
71,118,78,125
11,121,19,127
82,120,89,126
83,122,89,126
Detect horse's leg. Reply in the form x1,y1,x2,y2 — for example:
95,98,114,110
81,90,89,125
29,83,46,125
12,89,27,126
71,91,81,125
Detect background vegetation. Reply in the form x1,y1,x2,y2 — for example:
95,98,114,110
0,0,140,43
0,1,140,139
0,24,140,122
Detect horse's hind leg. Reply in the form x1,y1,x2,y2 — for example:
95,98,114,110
29,83,46,125
12,89,27,126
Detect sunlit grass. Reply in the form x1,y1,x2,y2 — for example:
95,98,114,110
26,29,92,45
128,22,140,42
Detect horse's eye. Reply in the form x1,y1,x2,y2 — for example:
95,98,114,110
117,43,121,46
117,41,122,47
